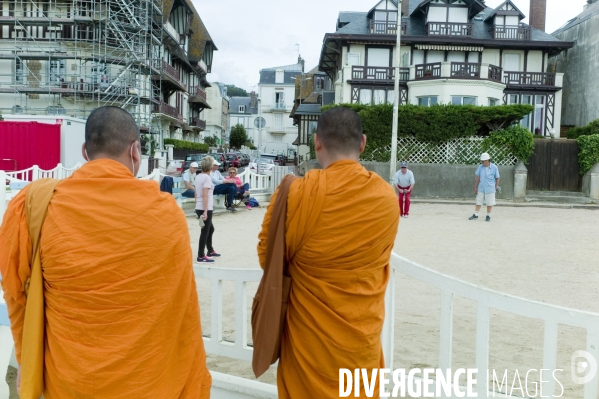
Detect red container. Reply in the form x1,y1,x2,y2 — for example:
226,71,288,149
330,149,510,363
0,121,61,171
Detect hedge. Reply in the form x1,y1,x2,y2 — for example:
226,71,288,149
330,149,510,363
315,103,534,162
577,134,599,175
566,119,599,139
164,138,209,152
482,125,535,163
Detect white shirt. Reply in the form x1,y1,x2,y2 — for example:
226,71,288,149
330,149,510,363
393,169,415,187
182,169,196,189
194,173,214,211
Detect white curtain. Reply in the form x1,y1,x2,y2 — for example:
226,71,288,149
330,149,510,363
506,15,519,26
447,51,466,62
347,53,360,67
359,89,372,105
412,50,424,65
468,52,479,63
427,51,444,63
373,89,386,105
427,6,447,22
367,48,390,67
448,7,468,23
504,53,521,72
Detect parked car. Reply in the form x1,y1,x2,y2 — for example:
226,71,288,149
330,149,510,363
240,153,251,166
226,153,242,168
249,157,275,175
182,153,206,171
166,160,184,176
212,153,228,172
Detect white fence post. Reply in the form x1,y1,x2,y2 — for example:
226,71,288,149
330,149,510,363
152,168,160,183
56,163,63,179
382,267,395,370
31,165,39,181
0,171,6,223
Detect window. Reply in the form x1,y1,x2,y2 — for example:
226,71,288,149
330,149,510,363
503,53,521,72
451,96,477,105
418,96,438,106
239,105,245,113
15,58,23,83
367,48,390,67
488,98,498,106
507,94,546,134
49,60,66,84
274,114,283,131
315,76,325,90
275,69,284,84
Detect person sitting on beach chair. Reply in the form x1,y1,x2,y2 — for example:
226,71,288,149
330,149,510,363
227,167,252,210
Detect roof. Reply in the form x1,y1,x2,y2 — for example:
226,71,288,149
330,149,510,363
260,63,303,72
162,0,216,65
228,97,257,115
294,104,322,117
259,67,304,85
552,1,599,35
331,0,568,42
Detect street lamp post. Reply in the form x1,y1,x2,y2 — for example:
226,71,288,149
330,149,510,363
390,0,402,184
258,97,262,174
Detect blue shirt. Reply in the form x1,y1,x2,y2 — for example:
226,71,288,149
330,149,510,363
475,163,500,194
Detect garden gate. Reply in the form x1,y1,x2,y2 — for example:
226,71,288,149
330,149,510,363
527,139,581,191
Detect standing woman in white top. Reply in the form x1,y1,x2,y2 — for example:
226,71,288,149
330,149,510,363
195,156,221,262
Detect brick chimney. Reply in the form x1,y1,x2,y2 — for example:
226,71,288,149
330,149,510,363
401,0,409,18
250,91,256,108
529,0,547,32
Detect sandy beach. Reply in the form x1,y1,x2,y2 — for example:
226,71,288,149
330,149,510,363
5,202,599,398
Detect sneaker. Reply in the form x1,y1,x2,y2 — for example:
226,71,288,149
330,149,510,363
404,214,409,218
226,206,237,212
197,256,214,263
207,251,221,257
246,205,252,210
469,214,478,220
486,215,491,222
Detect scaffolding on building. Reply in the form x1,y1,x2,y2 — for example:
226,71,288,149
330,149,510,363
0,0,164,133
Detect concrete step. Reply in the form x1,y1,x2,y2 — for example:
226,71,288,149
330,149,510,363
526,190,587,197
525,195,594,204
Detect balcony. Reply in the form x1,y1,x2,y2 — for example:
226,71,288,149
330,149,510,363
152,60,186,92
426,22,473,37
271,102,286,111
189,116,206,130
191,86,206,100
350,66,409,83
153,101,182,122
490,25,531,40
188,86,210,110
488,65,502,83
368,20,407,35
164,22,180,42
503,71,557,88
450,62,481,79
415,63,442,80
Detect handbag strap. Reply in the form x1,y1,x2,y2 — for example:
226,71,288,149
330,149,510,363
264,175,296,276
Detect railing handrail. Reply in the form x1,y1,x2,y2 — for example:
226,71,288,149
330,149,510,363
351,65,409,82
503,71,556,86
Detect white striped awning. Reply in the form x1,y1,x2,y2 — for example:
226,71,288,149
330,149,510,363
416,44,484,52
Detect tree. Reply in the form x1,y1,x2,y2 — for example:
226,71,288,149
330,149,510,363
204,135,218,147
215,82,249,97
229,124,248,149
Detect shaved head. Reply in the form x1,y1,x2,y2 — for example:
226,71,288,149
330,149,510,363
316,107,363,155
85,106,140,158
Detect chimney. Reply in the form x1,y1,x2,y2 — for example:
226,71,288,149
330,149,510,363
401,0,409,18
529,0,547,32
250,91,256,108
298,55,305,72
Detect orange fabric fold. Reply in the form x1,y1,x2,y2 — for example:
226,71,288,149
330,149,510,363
258,160,399,398
0,159,211,399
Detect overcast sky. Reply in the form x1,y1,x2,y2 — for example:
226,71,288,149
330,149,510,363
196,0,588,92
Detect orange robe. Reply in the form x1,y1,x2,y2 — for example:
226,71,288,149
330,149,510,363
258,160,399,398
0,159,211,399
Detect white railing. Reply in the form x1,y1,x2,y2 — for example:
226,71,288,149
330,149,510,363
194,254,599,398
271,166,294,190
388,253,599,399
236,168,271,192
2,164,82,222
4,163,81,182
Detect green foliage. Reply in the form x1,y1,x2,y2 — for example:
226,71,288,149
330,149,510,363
309,134,316,159
566,119,599,139
229,124,248,149
321,103,534,160
140,134,157,155
482,125,535,164
204,135,218,147
577,134,599,175
244,140,257,150
163,138,209,152
215,82,249,97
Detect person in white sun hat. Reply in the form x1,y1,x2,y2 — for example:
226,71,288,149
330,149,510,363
469,152,500,222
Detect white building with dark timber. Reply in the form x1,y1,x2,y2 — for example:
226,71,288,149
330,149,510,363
318,0,574,137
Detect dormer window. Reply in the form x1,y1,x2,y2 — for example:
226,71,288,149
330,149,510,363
275,69,284,84
368,0,400,35
239,105,245,113
485,0,530,40
426,0,471,37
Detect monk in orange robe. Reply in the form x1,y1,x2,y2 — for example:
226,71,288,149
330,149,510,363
0,106,211,398
258,107,399,398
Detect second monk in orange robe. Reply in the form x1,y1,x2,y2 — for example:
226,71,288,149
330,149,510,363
258,107,400,398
